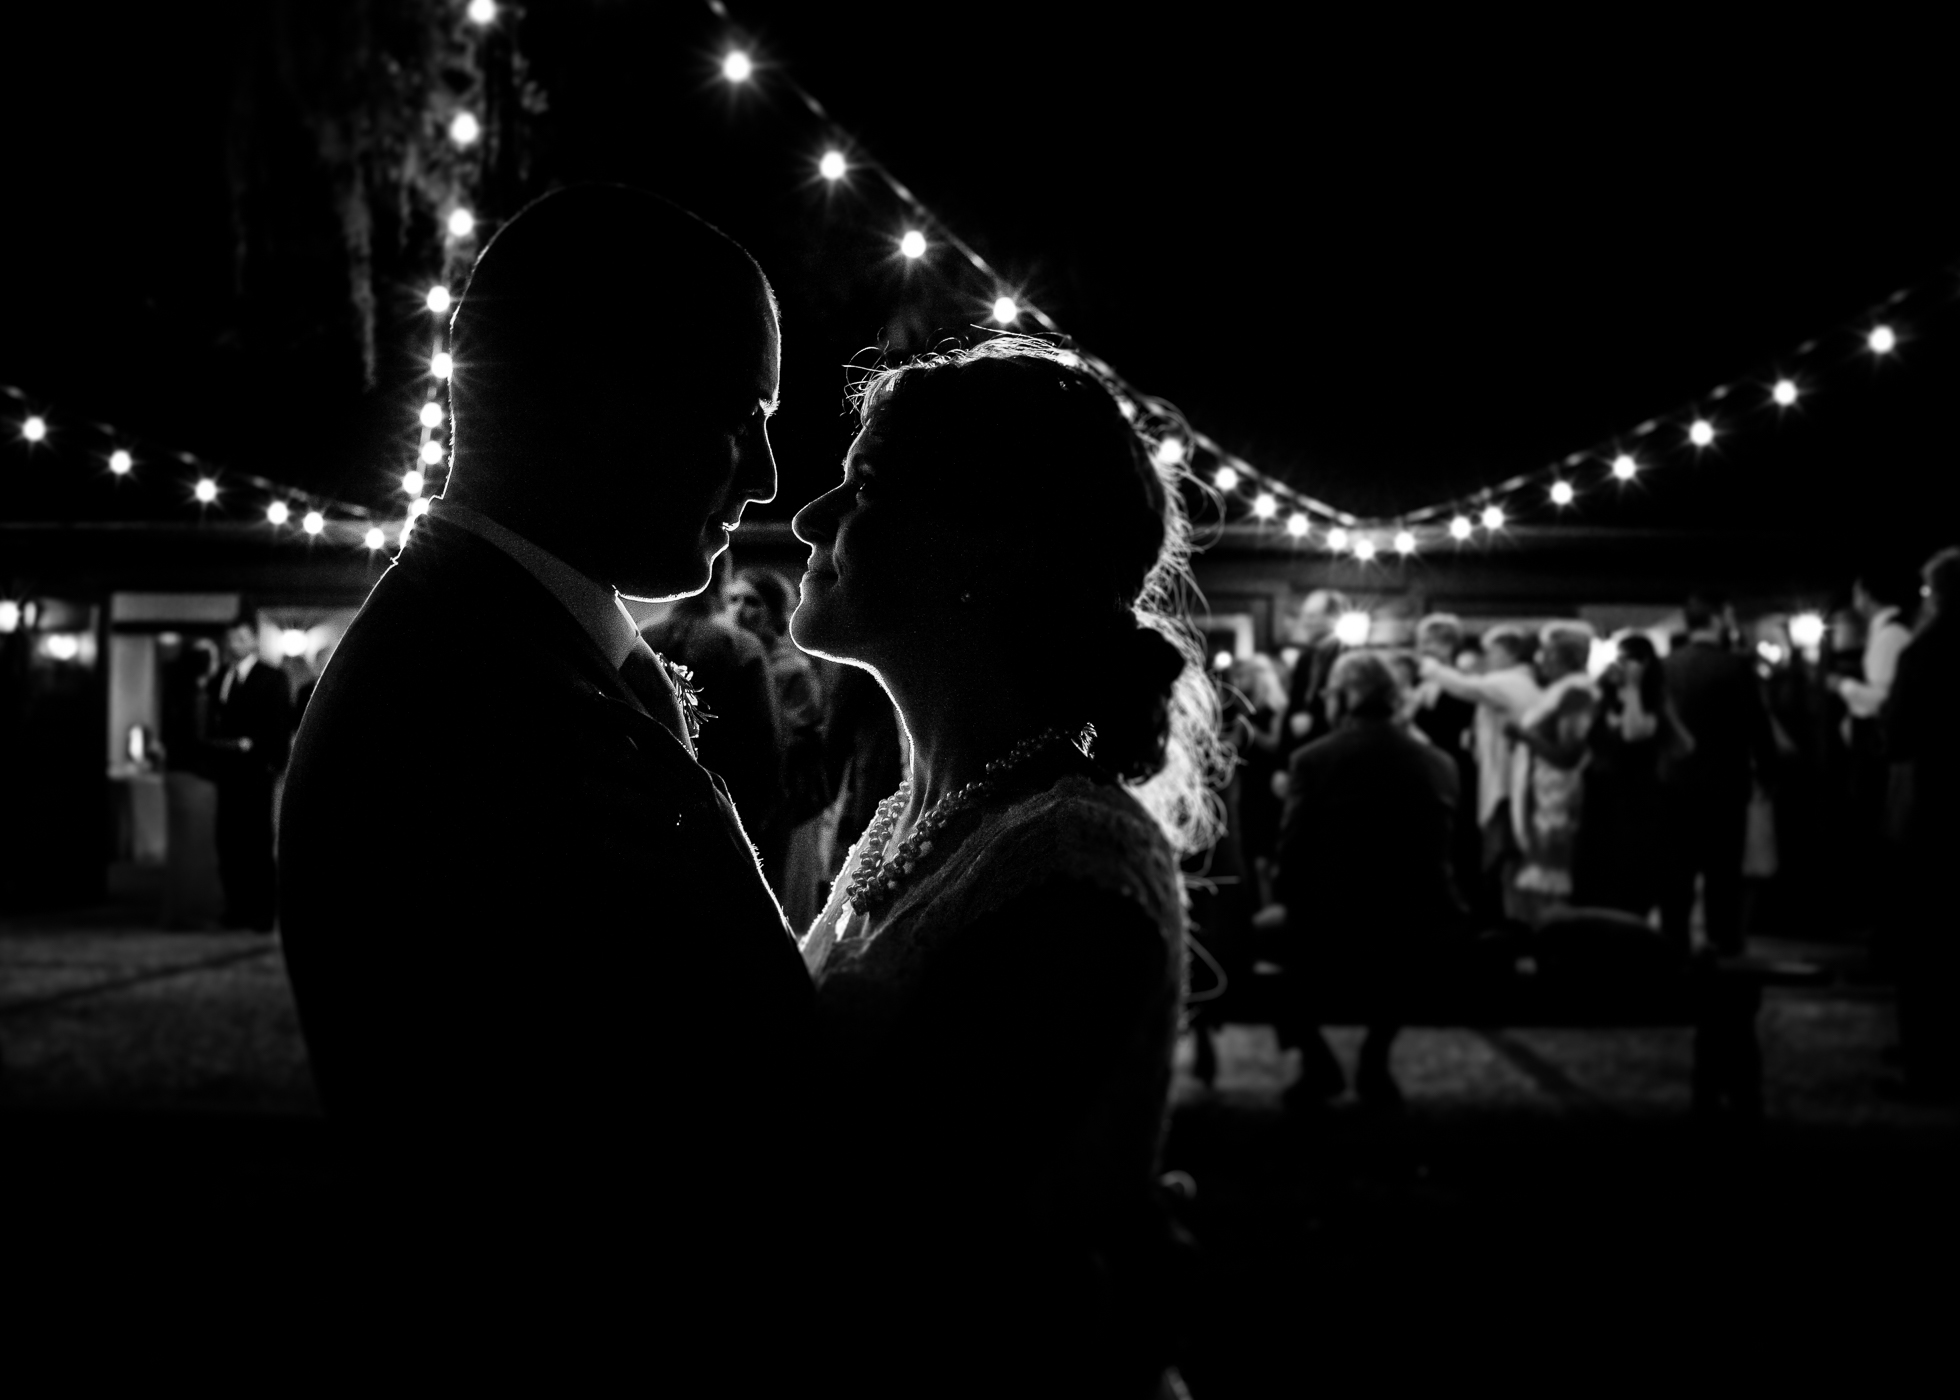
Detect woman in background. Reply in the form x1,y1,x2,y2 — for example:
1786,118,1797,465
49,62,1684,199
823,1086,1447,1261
1572,632,1691,915
728,566,830,913
1505,621,1598,920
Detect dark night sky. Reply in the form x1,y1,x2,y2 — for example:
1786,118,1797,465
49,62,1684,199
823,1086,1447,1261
4,2,1956,554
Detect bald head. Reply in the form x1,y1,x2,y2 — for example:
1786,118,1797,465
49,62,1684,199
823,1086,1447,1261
444,185,781,599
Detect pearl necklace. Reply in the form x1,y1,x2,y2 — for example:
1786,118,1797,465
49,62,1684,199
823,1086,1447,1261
843,725,1094,916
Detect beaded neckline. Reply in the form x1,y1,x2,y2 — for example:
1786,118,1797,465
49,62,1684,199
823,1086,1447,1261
842,724,1096,916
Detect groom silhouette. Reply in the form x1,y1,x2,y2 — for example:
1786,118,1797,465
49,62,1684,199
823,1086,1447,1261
278,186,812,1329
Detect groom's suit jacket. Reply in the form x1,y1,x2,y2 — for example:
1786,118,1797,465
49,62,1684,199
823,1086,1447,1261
279,515,814,1262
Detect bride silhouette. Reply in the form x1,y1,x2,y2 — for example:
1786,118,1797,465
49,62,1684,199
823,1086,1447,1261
790,336,1221,1399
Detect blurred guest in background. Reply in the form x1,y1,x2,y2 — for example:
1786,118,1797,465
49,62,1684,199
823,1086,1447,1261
1881,546,1960,1097
729,566,830,904
1662,593,1777,956
1226,652,1288,904
1422,624,1541,923
1410,613,1480,901
1505,621,1598,921
816,660,905,907
1573,633,1690,917
1833,570,1918,961
643,551,786,842
1276,650,1465,1109
1282,588,1351,755
206,618,291,932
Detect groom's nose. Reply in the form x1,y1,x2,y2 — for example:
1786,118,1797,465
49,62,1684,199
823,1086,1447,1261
738,420,778,506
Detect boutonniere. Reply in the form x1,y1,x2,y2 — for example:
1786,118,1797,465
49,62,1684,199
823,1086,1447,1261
660,656,713,744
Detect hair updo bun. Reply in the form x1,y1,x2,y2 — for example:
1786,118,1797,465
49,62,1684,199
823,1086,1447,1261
852,335,1227,853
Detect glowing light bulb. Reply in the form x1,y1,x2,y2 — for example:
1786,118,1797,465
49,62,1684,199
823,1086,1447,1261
449,112,481,147
266,501,290,526
1393,530,1417,555
1448,515,1472,541
420,440,445,466
303,510,325,535
899,230,926,259
1334,611,1372,647
194,478,218,504
364,526,386,550
1116,399,1137,421
1757,641,1785,667
1353,538,1378,562
1481,505,1506,531
402,470,425,497
1153,437,1186,467
426,285,451,314
1868,324,1897,355
1251,492,1278,520
419,402,443,429
1326,527,1350,553
722,50,753,83
819,150,847,181
1788,612,1826,650
1212,466,1239,492
0,601,18,633
1212,650,1233,672
408,496,431,519
467,0,496,23
21,415,48,442
992,296,1018,325
1611,453,1639,481
108,449,133,475
1550,480,1575,506
431,352,454,379
447,208,475,239
1284,512,1310,539
1688,418,1715,447
280,629,308,658
1771,378,1799,407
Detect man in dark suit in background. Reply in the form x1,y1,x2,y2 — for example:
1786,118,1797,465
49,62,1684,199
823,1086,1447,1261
1661,592,1778,956
207,618,290,931
278,187,813,1355
1276,650,1465,1108
1281,588,1351,757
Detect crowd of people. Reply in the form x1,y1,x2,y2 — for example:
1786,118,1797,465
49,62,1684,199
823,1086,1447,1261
1202,551,1960,1102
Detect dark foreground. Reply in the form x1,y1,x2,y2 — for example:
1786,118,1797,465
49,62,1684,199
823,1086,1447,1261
3,908,1953,1390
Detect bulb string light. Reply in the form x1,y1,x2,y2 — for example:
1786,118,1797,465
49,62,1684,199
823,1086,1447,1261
701,1,1953,561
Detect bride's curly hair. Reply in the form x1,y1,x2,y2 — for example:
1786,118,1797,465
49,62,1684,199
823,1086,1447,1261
850,334,1227,855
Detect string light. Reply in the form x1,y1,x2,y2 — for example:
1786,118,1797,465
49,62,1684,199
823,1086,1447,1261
1789,612,1826,650
1352,538,1377,562
992,296,1018,325
1771,378,1799,407
1480,505,1505,531
1212,649,1233,672
819,150,847,181
303,510,325,535
1334,611,1372,647
1393,530,1417,555
1550,480,1575,506
466,0,497,24
722,50,754,83
1449,515,1472,541
1251,491,1278,520
0,601,19,633
1868,324,1897,355
426,286,452,314
1611,453,1639,480
431,352,454,379
446,208,476,239
1284,511,1310,539
1153,437,1187,467
899,230,926,259
419,402,443,429
1212,466,1239,492
1325,526,1350,553
449,112,482,147
108,449,133,475
1687,418,1716,447
408,496,431,519
265,501,290,526
419,440,445,466
402,470,425,497
365,526,386,550
21,415,47,443
193,478,218,504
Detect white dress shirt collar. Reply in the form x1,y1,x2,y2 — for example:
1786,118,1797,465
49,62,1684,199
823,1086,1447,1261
429,497,641,670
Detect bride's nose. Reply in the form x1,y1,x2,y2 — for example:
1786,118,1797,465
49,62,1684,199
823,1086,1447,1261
791,483,843,548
